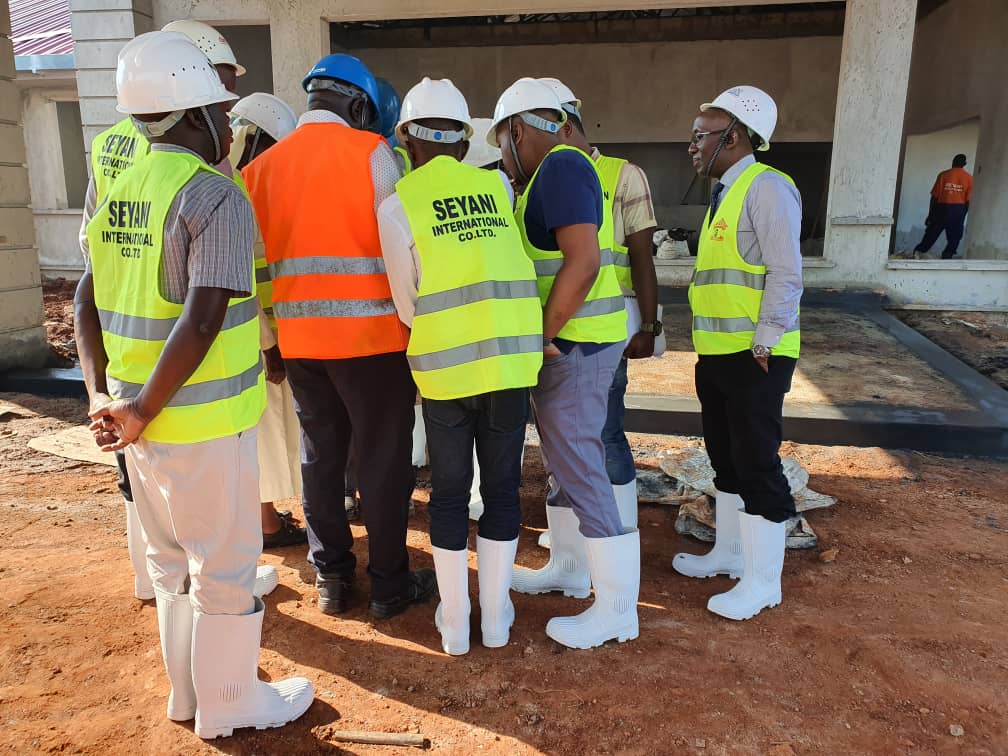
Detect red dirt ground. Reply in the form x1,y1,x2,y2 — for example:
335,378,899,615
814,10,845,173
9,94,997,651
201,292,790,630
1,393,1006,754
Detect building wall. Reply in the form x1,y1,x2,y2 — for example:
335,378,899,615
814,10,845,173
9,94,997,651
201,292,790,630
904,0,1006,259
0,0,48,370
894,119,979,252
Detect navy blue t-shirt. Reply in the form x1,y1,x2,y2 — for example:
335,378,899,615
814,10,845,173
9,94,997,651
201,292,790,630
523,149,612,352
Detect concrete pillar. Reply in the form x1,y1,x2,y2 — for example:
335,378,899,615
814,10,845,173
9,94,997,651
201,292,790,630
0,0,49,370
823,0,917,282
70,0,154,162
268,4,328,115
962,66,1008,259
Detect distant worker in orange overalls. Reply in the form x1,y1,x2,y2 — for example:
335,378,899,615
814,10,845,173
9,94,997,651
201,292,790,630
914,153,973,260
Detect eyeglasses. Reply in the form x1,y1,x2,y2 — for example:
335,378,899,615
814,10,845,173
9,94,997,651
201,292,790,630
690,129,727,146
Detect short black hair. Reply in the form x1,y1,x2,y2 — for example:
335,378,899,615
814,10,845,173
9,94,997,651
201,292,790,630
953,153,967,167
567,111,585,135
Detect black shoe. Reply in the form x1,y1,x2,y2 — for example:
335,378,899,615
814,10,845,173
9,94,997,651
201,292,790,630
317,574,355,615
262,517,308,549
368,568,438,620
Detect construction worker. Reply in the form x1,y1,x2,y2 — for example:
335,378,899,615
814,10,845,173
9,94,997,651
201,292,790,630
228,92,308,549
535,77,661,548
674,85,802,621
378,78,542,655
74,31,313,737
490,78,639,650
76,20,279,600
913,153,973,259
243,53,436,619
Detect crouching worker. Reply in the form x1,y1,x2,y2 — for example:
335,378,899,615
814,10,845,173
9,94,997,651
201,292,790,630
378,78,543,654
74,31,313,738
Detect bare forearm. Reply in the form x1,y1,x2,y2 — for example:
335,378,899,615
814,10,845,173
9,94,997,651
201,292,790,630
73,272,108,400
134,288,229,419
626,227,658,322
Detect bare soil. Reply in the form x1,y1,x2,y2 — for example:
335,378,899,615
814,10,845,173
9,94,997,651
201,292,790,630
894,310,1008,392
2,392,1006,755
41,279,78,366
629,306,977,411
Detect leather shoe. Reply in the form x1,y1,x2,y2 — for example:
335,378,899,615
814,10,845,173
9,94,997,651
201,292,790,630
316,574,354,615
368,569,438,620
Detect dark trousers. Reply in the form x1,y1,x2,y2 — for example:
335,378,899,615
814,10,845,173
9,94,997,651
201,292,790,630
115,450,132,501
285,351,417,601
914,203,967,258
695,351,797,523
601,358,636,486
423,387,529,551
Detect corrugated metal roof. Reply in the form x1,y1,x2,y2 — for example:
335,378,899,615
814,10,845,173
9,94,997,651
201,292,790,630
10,0,73,57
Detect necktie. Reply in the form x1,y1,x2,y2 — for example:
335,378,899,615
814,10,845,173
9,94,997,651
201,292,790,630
709,181,725,222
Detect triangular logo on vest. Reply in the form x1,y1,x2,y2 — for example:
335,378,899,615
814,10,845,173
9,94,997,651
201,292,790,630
711,217,729,242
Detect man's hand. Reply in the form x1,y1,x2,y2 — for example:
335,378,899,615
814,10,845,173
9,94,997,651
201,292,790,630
544,341,562,360
88,398,153,452
754,354,769,373
623,331,655,360
263,346,286,384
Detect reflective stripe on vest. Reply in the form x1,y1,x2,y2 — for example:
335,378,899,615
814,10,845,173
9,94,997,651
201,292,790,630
254,256,275,322
241,122,409,359
396,155,543,400
688,162,800,358
514,144,626,344
594,153,633,294
91,118,151,204
87,150,265,444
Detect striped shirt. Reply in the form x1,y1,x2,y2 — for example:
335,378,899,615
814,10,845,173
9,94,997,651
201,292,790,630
718,154,803,349
590,148,657,245
80,145,254,304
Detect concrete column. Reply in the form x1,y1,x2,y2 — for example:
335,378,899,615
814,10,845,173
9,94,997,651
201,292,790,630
0,0,48,369
268,4,328,115
962,65,1008,260
70,0,154,160
823,0,917,282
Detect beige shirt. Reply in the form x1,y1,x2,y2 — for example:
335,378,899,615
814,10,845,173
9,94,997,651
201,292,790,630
591,147,657,247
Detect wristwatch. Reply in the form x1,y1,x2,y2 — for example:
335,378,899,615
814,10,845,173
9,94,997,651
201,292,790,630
752,344,771,358
640,320,663,337
543,336,554,348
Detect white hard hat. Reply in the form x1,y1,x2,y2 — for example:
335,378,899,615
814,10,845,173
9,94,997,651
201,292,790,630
115,31,238,115
487,77,565,147
396,77,473,141
538,77,581,117
700,85,777,151
463,118,502,168
161,19,246,76
231,93,297,142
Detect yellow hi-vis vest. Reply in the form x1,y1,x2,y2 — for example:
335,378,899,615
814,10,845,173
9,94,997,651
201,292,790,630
397,155,543,400
689,162,801,358
594,153,633,294
231,168,276,329
394,145,412,174
87,149,266,444
91,118,150,203
514,145,626,343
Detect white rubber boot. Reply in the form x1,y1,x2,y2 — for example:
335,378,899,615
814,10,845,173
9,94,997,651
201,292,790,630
613,480,638,531
432,546,470,656
253,565,279,598
511,506,590,598
537,473,560,549
411,406,427,467
477,536,518,648
707,513,786,621
546,530,640,649
192,597,314,739
155,589,196,721
125,498,154,600
672,491,744,579
468,450,484,521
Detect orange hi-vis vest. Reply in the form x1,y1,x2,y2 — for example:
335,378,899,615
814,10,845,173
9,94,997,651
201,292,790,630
242,122,409,359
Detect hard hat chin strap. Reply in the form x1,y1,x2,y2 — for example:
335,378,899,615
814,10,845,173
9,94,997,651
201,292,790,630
505,115,530,187
704,116,738,179
131,111,185,139
199,105,223,166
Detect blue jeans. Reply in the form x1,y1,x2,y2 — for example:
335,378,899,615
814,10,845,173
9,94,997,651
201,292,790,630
602,358,636,486
423,388,529,551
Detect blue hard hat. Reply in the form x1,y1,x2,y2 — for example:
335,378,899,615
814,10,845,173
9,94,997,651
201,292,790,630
375,78,401,139
301,53,379,109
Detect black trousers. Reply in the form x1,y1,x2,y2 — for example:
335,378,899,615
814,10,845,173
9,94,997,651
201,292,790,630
695,351,797,523
423,387,529,551
115,450,132,502
285,351,417,601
